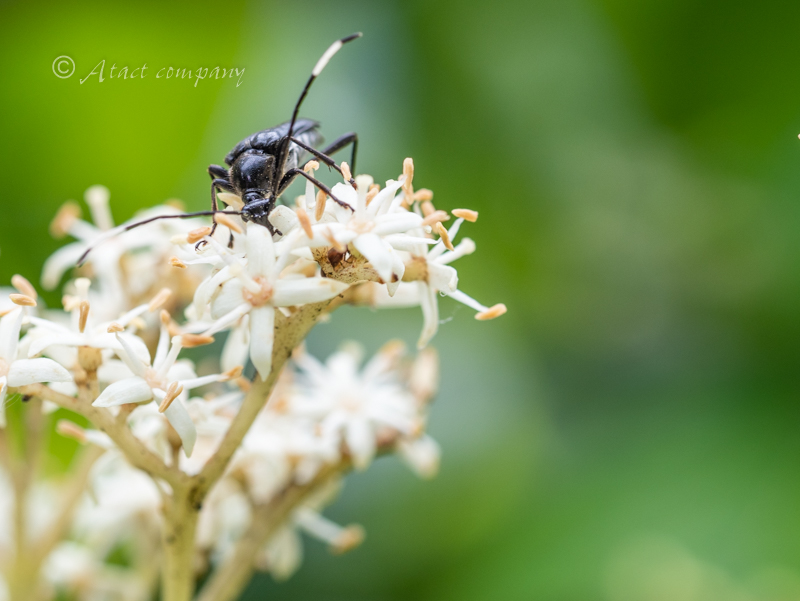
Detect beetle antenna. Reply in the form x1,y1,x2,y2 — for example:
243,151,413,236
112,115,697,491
278,33,362,174
76,209,244,266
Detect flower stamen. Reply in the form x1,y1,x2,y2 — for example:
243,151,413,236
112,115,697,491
315,190,328,221
9,294,36,307
475,303,507,321
11,275,37,300
187,227,212,244
148,288,172,312
452,208,478,222
434,222,454,251
422,211,450,227
181,334,216,348
158,382,184,413
216,213,243,234
78,301,90,333
296,208,314,238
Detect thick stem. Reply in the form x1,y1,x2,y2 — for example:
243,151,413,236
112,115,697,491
191,300,330,504
7,399,44,601
162,486,200,601
165,302,329,599
194,466,340,601
15,384,185,489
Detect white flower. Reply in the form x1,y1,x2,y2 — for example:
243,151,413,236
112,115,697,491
43,541,98,591
376,214,506,348
256,478,363,580
0,307,72,427
397,435,441,479
73,452,161,553
303,176,431,291
91,322,233,456
233,405,338,501
201,224,349,379
179,392,243,475
42,186,207,318
291,344,422,470
25,278,157,367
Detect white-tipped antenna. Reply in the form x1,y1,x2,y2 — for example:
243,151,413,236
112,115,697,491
313,37,348,76
76,209,243,266
278,33,362,174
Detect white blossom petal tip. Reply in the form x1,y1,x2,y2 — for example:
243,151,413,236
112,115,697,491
92,377,154,408
7,358,73,387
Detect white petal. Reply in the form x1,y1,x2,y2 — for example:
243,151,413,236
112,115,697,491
0,309,23,363
156,337,184,380
370,282,421,308
398,435,440,479
272,278,349,306
166,360,197,383
372,212,423,236
261,526,303,581
290,247,315,261
304,224,356,249
246,224,276,279
48,382,77,398
345,417,376,471
211,279,246,320
330,183,358,209
28,334,86,358
383,235,438,251
122,334,152,366
153,323,171,369
353,233,393,283
193,265,233,318
417,283,439,349
112,334,148,378
366,178,404,217
386,279,401,297
387,247,406,296
93,377,154,407
163,397,197,457
7,358,72,386
97,359,134,383
428,263,458,293
204,303,251,337
41,243,87,290
0,377,7,428
221,317,250,372
269,205,299,236
249,306,275,379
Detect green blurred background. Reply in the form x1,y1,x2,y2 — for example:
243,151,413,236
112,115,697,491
3,0,800,598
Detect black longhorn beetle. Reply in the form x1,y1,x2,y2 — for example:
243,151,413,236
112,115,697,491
79,33,362,265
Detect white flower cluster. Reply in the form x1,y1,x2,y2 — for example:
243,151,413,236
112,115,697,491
0,159,504,599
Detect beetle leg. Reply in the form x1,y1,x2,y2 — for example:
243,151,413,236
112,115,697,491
319,132,358,173
279,168,353,210
290,133,359,185
196,177,236,250
208,164,229,179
